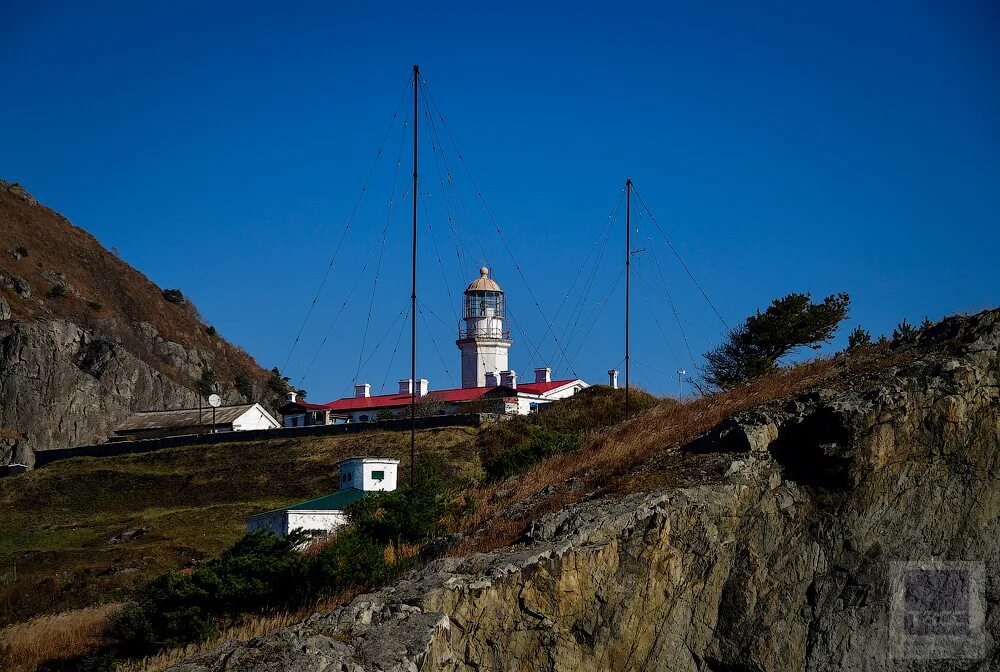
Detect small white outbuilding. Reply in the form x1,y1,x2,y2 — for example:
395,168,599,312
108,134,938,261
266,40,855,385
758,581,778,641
246,457,400,538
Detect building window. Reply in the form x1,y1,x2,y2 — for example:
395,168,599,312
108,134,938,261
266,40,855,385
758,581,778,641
359,415,368,422
371,470,384,480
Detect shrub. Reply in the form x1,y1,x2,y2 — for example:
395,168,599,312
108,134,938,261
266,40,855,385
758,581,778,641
347,465,450,545
206,326,216,336
196,369,216,397
87,301,103,312
892,318,914,341
110,474,455,655
14,245,28,258
234,372,254,401
704,292,850,389
161,289,185,304
483,427,579,480
46,284,69,299
267,367,292,396
847,325,871,350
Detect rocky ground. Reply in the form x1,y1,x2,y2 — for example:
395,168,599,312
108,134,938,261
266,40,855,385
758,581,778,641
174,311,1000,671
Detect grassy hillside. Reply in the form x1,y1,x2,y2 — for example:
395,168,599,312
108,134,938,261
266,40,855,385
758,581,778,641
0,426,482,626
0,180,279,405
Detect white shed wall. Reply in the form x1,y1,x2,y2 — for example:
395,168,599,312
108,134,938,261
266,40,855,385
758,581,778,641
287,510,349,534
247,511,288,536
233,405,280,431
339,459,398,492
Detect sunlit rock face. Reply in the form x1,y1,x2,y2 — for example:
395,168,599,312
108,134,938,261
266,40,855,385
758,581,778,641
174,310,1000,672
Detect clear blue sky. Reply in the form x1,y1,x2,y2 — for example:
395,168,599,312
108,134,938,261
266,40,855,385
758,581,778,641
2,1,997,400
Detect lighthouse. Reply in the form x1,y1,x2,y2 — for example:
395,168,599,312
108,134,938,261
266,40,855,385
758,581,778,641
457,267,512,388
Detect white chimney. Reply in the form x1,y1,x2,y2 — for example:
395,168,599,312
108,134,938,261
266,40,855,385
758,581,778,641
416,379,429,397
398,379,413,395
608,369,619,389
500,370,517,389
534,367,551,384
354,383,371,399
286,391,298,403
485,371,500,387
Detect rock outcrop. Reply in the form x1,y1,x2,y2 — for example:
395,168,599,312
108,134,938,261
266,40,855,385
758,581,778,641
0,180,283,464
175,310,1000,671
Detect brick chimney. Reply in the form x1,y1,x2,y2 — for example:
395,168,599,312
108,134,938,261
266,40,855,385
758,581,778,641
286,391,298,403
608,369,619,389
398,379,413,395
500,370,517,389
354,383,371,399
416,379,429,397
534,367,551,384
484,371,499,388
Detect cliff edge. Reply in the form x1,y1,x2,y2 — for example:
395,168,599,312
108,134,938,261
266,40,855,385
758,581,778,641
174,309,999,671
0,180,284,465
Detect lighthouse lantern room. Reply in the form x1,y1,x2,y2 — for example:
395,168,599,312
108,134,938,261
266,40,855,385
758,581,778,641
456,267,512,388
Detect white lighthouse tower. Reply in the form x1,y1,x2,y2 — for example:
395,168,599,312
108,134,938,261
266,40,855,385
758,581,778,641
457,267,512,388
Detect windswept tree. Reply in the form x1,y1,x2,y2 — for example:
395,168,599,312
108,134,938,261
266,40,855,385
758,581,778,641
703,292,850,390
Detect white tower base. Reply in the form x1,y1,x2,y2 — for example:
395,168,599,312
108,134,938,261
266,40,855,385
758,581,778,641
458,338,511,388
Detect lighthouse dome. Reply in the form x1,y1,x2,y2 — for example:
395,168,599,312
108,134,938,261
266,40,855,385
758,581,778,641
465,267,502,293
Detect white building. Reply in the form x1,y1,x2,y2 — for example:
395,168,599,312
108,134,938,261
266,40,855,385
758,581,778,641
113,403,280,440
279,268,588,424
247,457,399,537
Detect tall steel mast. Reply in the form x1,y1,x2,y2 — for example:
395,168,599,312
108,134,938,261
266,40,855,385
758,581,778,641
625,178,632,418
410,65,419,488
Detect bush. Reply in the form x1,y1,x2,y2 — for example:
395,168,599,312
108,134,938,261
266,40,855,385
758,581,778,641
267,367,292,395
235,372,254,401
704,292,850,389
483,427,579,480
14,245,28,258
111,474,454,654
892,318,914,341
47,284,69,299
161,289,185,304
196,369,216,397
87,300,104,312
347,465,450,545
847,325,871,350
206,326,217,336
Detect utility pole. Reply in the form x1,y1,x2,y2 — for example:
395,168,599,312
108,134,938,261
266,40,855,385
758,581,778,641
410,65,419,488
625,178,632,418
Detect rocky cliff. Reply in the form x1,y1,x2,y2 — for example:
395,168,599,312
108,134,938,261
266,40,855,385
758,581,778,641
0,180,284,465
175,310,1000,671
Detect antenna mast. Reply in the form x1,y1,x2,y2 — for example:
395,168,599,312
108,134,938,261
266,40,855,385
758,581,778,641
625,178,632,418
410,65,419,488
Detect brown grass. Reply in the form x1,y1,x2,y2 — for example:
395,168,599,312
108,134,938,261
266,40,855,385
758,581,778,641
114,589,363,672
455,346,913,556
0,427,23,440
0,184,276,402
0,603,122,672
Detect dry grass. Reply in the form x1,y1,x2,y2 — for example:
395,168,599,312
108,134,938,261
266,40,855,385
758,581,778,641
455,346,912,556
115,590,362,672
0,427,23,440
0,603,121,672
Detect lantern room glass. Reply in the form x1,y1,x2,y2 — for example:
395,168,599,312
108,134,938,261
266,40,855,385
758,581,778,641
464,291,504,319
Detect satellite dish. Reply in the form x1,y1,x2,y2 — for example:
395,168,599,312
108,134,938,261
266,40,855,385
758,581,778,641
208,393,222,408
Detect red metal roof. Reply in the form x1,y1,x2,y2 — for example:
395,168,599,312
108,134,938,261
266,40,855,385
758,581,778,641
317,379,580,413
516,379,579,395
279,400,351,417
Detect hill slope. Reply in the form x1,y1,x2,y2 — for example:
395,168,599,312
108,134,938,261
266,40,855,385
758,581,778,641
0,180,285,464
0,426,481,626
176,310,1000,671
